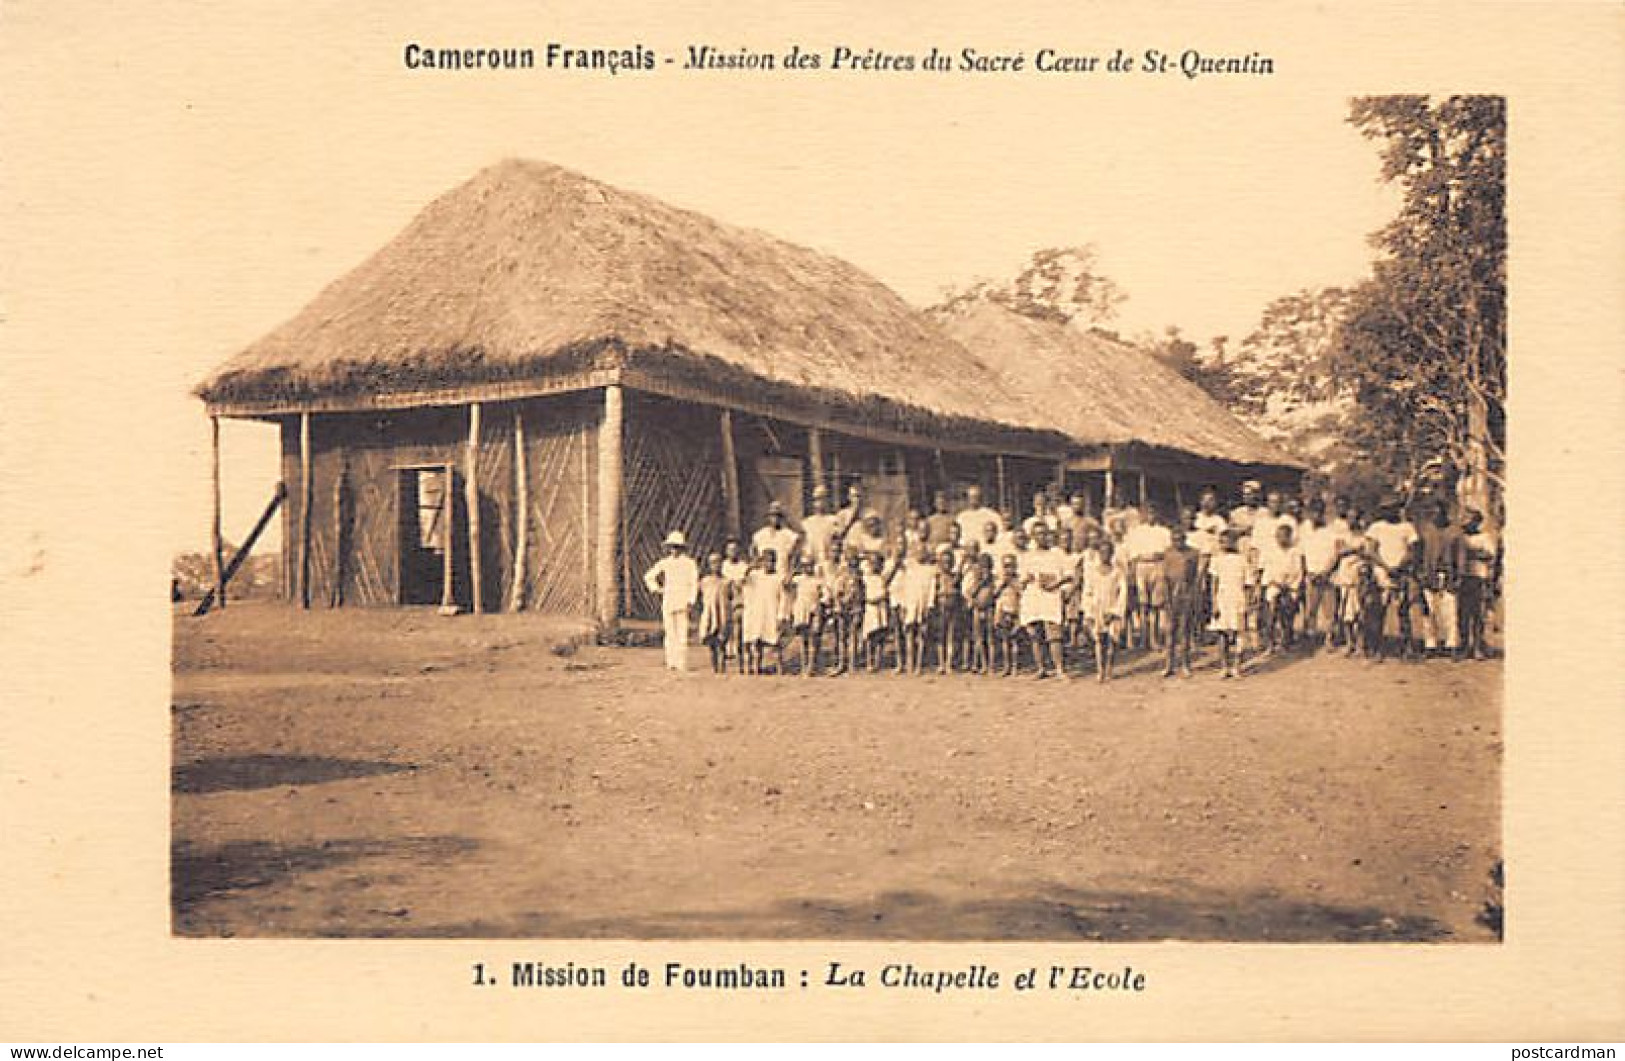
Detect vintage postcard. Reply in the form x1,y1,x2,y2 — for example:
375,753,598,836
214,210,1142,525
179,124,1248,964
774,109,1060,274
2,0,1622,1043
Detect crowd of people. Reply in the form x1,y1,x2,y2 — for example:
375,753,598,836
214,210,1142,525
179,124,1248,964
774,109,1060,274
640,478,1502,681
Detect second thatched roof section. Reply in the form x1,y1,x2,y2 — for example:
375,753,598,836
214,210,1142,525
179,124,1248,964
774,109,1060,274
197,158,1066,454
931,300,1302,470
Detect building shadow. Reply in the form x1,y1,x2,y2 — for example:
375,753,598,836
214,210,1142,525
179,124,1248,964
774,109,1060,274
171,835,479,928
388,882,1455,943
172,754,415,794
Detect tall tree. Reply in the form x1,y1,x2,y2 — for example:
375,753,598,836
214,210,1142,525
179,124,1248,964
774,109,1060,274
933,245,1125,326
1335,95,1506,516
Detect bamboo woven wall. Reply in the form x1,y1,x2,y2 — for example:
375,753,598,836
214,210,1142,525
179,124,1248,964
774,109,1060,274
621,393,725,621
521,392,597,617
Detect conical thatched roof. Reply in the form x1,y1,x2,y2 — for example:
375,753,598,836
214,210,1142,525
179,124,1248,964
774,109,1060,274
198,159,1065,451
931,300,1302,469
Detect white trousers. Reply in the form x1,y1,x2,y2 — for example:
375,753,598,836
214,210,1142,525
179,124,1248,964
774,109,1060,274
662,608,689,670
1421,589,1458,650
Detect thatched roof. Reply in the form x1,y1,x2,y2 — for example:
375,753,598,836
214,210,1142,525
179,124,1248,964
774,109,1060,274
931,300,1303,469
197,159,1066,452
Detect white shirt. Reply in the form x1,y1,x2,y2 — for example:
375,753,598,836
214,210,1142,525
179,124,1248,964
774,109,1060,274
1250,510,1293,548
752,525,800,566
1260,544,1305,588
1022,511,1060,537
1228,505,1261,534
1123,522,1173,562
1300,522,1346,577
801,512,840,564
955,506,1004,543
643,554,699,612
1366,520,1419,570
1018,547,1069,625
1189,512,1226,556
844,526,887,558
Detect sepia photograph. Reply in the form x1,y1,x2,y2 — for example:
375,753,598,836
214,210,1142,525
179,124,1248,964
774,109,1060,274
171,92,1505,943
8,0,1624,1044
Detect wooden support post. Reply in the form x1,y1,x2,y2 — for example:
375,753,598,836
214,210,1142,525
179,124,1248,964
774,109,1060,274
438,461,457,615
808,426,825,499
210,416,225,610
465,402,484,615
194,482,286,617
596,385,624,627
298,411,312,609
511,408,528,612
1139,470,1149,512
1055,458,1067,495
1104,467,1115,511
330,460,345,607
1174,480,1185,515
719,407,742,540
996,455,1008,513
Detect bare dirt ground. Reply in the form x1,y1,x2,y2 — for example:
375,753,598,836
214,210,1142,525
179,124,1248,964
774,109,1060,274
172,602,1501,941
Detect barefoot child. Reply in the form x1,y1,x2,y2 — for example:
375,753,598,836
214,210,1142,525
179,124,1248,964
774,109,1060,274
994,553,1023,677
1459,509,1498,660
1334,512,1370,655
790,555,827,677
1083,539,1128,682
1208,529,1253,678
932,545,962,674
823,545,859,675
898,543,939,675
1259,521,1306,652
1365,499,1420,661
962,550,994,674
1019,524,1072,679
741,550,785,676
721,539,751,673
860,552,891,674
1160,524,1201,677
697,552,731,674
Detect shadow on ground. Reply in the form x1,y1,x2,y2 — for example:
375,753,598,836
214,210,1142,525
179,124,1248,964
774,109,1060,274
172,754,415,794
171,836,478,926
314,884,1453,943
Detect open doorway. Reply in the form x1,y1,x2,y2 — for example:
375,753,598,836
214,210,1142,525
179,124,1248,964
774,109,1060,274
397,465,454,606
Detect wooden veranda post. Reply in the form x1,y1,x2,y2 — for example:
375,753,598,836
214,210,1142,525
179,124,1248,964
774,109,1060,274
1104,467,1115,510
298,411,312,609
719,407,742,540
808,426,826,499
596,385,624,627
210,416,225,610
438,460,457,615
996,455,1008,512
1138,470,1148,512
510,408,528,612
465,402,483,614
330,460,345,607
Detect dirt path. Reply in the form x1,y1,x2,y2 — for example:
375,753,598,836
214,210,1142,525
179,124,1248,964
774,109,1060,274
172,603,1501,941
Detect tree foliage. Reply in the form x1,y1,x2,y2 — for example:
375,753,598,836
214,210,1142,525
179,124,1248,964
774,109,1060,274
933,245,1126,326
1334,95,1506,514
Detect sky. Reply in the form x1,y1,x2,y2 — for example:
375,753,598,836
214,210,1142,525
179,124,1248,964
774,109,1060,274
3,3,1406,557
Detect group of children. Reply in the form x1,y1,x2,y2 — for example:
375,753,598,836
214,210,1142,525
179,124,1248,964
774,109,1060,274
640,479,1502,680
